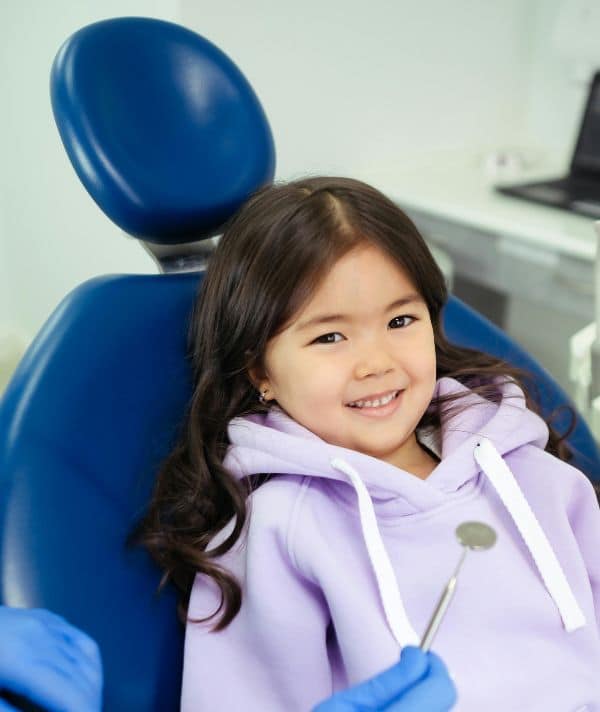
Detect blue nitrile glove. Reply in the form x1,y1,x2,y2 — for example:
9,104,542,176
313,646,456,711
0,606,102,712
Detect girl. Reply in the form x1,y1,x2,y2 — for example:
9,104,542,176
139,177,600,710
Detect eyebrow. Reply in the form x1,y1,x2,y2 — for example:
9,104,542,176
294,294,424,332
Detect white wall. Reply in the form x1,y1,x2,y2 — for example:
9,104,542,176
0,0,179,350
181,0,536,178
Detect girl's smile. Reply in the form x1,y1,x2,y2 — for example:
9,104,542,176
346,388,403,417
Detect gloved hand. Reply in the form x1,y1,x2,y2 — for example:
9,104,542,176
313,646,456,711
0,606,103,712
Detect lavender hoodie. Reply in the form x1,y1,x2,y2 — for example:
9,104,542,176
181,377,600,711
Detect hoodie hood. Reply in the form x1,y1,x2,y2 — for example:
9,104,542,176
224,376,548,510
224,376,585,645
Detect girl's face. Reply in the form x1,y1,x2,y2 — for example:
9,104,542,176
250,244,437,472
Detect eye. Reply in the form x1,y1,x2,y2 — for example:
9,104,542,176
389,315,415,328
312,332,344,344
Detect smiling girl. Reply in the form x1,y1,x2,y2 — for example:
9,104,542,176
139,177,600,711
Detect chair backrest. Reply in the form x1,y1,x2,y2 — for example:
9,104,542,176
50,16,275,243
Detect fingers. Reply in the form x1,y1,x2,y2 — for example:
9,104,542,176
313,646,429,711
26,655,102,712
12,648,102,712
385,651,457,712
363,647,429,704
26,609,99,658
31,633,102,712
0,607,103,712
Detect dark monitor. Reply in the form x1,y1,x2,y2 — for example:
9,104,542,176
572,72,600,175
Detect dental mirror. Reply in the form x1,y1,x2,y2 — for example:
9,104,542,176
456,521,497,550
420,521,496,652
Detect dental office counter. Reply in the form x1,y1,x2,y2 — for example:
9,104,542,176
361,157,596,323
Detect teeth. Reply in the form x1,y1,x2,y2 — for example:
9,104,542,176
350,390,398,409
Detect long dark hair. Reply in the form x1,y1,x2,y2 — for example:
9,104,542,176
136,176,575,630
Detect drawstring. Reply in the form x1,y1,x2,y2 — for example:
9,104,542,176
474,437,586,632
332,437,585,648
330,457,419,648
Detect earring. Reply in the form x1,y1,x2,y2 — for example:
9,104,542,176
258,388,269,403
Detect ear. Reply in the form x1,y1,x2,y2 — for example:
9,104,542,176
247,366,266,391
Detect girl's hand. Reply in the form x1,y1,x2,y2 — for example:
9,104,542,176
313,646,456,711
0,606,102,712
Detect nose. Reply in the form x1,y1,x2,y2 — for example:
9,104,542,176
354,339,396,380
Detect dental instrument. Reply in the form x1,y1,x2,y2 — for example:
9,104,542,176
420,522,497,652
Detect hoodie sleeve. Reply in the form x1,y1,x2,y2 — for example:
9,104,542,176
180,486,333,712
568,471,600,631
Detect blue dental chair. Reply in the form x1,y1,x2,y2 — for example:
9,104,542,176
0,16,598,711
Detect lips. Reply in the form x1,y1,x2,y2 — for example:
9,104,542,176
346,389,400,408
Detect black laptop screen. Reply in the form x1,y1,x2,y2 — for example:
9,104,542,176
573,75,600,173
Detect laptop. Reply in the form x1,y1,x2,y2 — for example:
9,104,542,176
496,70,600,219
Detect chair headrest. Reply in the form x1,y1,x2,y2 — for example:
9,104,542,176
50,16,276,244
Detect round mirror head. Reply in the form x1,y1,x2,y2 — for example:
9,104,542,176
456,521,497,551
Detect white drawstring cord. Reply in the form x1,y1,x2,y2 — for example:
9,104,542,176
330,457,419,647
332,435,585,649
474,437,586,632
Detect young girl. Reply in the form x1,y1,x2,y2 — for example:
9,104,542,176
140,177,600,710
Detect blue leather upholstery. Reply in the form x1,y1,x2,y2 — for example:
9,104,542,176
51,17,275,243
0,274,199,710
0,14,598,712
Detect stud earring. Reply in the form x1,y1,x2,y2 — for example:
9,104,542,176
258,388,269,403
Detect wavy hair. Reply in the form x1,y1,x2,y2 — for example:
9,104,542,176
135,176,576,630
